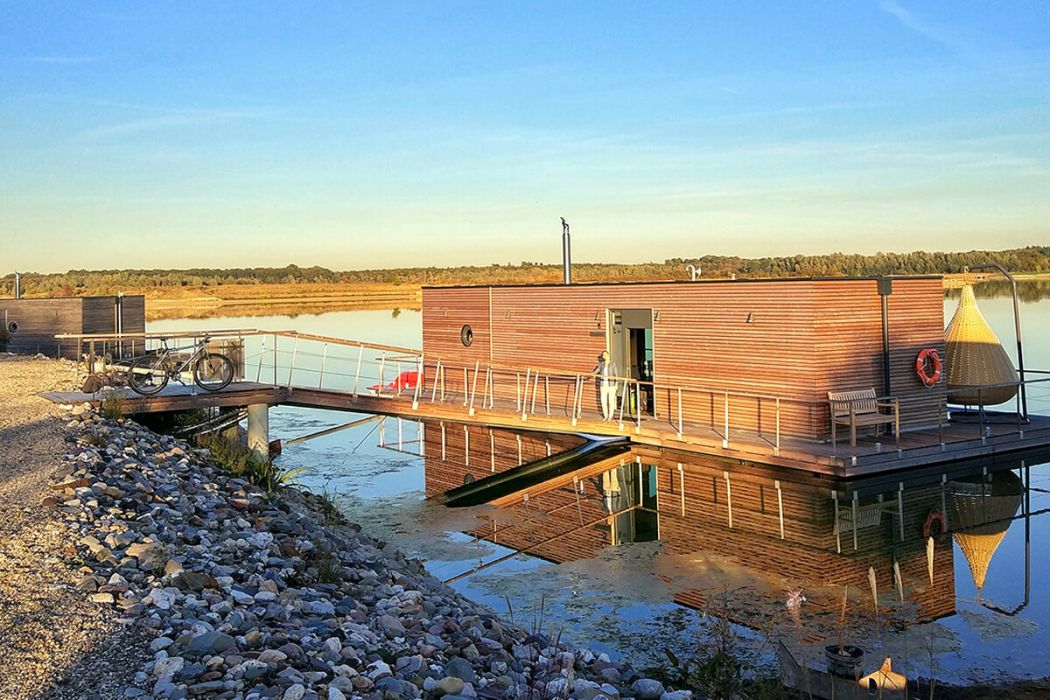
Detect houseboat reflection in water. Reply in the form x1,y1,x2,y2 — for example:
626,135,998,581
420,420,1040,683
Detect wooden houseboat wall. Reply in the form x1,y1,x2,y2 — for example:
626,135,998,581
422,278,947,442
0,295,145,358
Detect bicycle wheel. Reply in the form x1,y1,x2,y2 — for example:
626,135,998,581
127,354,170,395
193,353,235,391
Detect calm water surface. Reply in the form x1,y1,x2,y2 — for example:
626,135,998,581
150,287,1050,684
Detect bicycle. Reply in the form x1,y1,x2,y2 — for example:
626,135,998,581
126,335,236,396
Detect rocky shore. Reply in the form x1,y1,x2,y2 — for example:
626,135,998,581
48,402,691,700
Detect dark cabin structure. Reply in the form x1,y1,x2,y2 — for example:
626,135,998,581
422,277,947,444
0,295,145,358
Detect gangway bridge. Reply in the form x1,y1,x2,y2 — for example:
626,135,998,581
43,329,1050,478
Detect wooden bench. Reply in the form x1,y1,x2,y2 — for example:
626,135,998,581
828,388,900,449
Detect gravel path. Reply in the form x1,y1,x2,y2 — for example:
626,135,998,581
0,354,150,699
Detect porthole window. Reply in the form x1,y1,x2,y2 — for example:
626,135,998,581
460,324,474,347
7,321,17,333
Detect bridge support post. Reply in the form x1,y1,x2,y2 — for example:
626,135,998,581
247,404,269,462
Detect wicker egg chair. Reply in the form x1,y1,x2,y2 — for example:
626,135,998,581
944,285,1018,406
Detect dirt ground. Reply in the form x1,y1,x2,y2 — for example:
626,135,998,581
0,354,149,700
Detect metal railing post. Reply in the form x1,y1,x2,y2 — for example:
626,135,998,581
635,380,641,433
618,380,627,430
545,375,550,415
287,337,299,387
353,344,364,396
378,352,386,396
469,361,480,416
677,387,683,438
775,397,781,456
723,392,730,448
462,366,469,406
516,372,522,412
531,370,539,416
521,369,531,420
412,354,423,410
256,335,266,382
318,343,328,388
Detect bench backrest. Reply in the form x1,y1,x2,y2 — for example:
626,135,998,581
828,388,878,418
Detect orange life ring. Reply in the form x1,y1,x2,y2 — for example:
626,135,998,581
916,348,942,388
923,509,946,539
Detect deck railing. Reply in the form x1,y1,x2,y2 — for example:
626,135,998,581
55,329,1050,467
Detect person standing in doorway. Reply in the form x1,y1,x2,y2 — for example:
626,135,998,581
593,350,619,421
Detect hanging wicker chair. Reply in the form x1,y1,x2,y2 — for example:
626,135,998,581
944,285,1019,406
949,470,1023,595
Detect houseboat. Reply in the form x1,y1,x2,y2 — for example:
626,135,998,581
420,276,1045,476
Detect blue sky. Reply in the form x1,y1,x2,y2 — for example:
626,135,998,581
2,1,1049,273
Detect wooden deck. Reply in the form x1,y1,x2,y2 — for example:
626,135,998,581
43,379,1050,479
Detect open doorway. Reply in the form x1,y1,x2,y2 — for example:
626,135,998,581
607,308,654,415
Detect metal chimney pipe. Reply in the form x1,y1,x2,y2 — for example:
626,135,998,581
14,272,21,299
561,217,571,285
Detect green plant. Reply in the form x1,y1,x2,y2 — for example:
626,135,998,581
204,436,304,492
659,595,786,700
98,390,125,420
316,553,343,584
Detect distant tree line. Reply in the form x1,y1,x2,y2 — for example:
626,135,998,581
3,247,1049,297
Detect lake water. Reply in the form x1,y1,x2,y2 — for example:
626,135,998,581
149,285,1050,686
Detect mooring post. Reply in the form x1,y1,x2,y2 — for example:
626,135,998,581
246,404,269,462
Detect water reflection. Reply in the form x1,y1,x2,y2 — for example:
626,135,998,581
421,420,1049,684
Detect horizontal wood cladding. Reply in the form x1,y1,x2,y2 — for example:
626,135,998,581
423,279,946,441
0,298,82,357
0,295,147,358
422,287,491,364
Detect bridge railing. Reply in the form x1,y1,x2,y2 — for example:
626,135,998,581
57,329,1050,466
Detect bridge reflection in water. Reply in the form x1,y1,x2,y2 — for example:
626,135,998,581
417,420,1039,680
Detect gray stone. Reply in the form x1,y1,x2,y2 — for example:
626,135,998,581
444,657,476,684
631,679,666,700
433,676,465,696
188,631,236,655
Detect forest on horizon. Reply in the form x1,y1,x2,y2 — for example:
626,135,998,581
3,246,1050,298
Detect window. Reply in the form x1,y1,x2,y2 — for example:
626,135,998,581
460,324,473,347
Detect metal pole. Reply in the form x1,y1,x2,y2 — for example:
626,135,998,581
521,369,531,420
970,263,1027,419
318,343,328,388
878,277,892,397
775,480,784,539
775,397,781,456
353,344,364,395
469,360,480,416
561,217,572,285
677,387,683,437
287,338,298,386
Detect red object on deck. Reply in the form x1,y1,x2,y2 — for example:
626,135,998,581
368,370,419,394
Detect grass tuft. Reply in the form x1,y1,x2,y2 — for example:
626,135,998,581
203,436,304,492
98,389,126,420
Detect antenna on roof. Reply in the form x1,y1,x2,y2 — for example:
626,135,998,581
561,217,572,285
